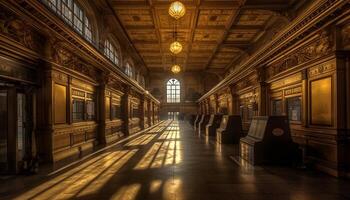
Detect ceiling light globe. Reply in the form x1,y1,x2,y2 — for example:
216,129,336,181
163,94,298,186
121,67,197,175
170,41,183,54
171,64,181,74
169,1,186,20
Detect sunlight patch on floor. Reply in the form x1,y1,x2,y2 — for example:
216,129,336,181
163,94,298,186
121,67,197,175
110,183,141,200
14,150,137,200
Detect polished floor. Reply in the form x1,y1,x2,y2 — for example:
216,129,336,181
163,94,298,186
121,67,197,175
1,120,350,200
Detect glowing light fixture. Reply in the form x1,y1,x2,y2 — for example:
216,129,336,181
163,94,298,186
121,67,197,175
169,41,183,54
171,64,181,74
169,1,186,20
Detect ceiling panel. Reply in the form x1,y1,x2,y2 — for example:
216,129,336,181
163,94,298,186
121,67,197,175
109,0,289,72
237,10,273,26
226,29,259,42
116,9,154,27
197,9,236,27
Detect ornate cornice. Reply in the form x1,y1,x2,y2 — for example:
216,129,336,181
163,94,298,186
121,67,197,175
199,0,350,102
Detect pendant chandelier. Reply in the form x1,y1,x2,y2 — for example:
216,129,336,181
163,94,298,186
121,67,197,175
169,1,186,20
168,1,185,74
171,64,181,74
170,41,182,54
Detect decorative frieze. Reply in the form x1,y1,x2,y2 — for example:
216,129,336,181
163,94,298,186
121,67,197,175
51,42,99,81
52,71,68,83
271,91,283,98
284,86,302,96
270,73,302,89
308,60,336,77
72,89,85,98
0,7,43,52
0,57,37,83
267,31,334,78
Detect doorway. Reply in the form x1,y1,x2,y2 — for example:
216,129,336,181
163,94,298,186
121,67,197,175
168,111,179,120
0,85,32,174
0,90,7,172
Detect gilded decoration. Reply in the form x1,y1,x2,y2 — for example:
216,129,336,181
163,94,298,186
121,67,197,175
267,31,333,78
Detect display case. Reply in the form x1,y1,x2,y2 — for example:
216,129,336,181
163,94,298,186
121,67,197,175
216,115,243,145
198,115,210,135
205,115,223,136
240,116,298,165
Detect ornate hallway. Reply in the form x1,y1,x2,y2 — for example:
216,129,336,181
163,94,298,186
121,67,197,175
0,121,349,200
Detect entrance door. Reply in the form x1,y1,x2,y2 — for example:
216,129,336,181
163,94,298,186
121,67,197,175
0,90,8,172
168,112,179,120
0,88,30,174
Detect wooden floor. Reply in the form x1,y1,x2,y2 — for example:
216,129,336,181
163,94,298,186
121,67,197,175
1,120,350,200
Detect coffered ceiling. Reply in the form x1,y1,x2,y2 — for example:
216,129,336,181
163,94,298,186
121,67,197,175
108,0,296,73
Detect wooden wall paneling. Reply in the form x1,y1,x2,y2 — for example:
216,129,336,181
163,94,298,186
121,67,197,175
147,99,152,127
98,84,107,145
230,85,239,115
128,93,141,134
257,82,267,116
301,70,308,128
140,97,144,129
122,87,130,136
308,60,336,127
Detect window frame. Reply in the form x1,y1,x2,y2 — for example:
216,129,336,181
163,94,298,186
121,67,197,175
166,79,180,103
72,98,85,122
125,63,133,78
41,0,94,43
104,39,121,66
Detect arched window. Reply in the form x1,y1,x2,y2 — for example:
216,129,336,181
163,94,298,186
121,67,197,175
42,0,94,43
139,75,145,87
104,40,120,66
167,79,180,103
125,63,133,78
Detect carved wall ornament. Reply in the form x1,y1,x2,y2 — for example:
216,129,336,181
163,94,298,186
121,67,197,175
0,58,36,83
267,30,334,78
341,23,350,49
52,42,73,66
51,42,98,81
270,73,302,90
0,8,41,51
308,60,335,77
